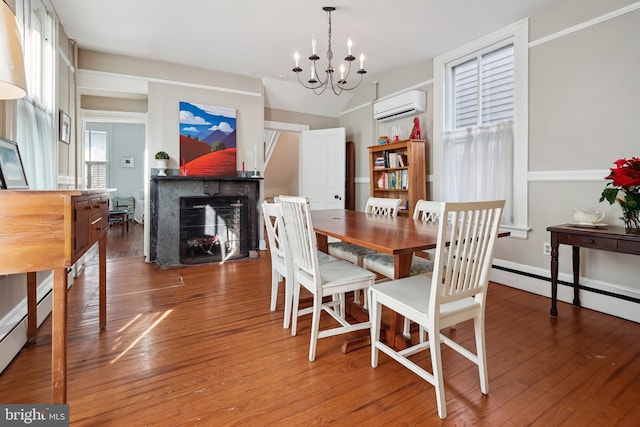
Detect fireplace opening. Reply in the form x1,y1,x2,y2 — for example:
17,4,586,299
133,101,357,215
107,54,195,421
180,195,249,264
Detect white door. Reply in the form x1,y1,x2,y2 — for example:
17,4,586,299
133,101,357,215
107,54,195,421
300,128,345,210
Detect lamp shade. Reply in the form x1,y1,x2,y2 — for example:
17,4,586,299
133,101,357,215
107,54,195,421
0,0,27,99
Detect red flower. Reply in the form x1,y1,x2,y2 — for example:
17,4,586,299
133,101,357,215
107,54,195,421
600,157,640,212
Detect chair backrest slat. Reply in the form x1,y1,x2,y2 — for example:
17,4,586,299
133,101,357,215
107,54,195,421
431,200,504,308
262,201,286,261
413,199,442,222
278,195,321,289
365,197,402,216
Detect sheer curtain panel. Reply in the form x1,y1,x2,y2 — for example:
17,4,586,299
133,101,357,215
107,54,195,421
441,121,513,223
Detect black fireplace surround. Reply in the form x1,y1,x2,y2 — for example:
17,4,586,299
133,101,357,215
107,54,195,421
149,175,261,268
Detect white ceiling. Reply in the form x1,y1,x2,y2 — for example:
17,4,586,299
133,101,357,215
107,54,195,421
50,0,557,116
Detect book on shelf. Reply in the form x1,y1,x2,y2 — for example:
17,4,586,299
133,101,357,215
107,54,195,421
374,156,386,169
375,169,410,190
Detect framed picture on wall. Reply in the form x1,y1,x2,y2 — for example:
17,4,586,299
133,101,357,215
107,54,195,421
0,137,29,189
59,110,71,144
121,156,135,168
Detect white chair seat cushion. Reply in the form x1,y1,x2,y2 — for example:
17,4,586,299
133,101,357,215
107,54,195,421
297,260,376,293
317,251,339,265
328,242,376,264
370,274,479,318
362,253,434,279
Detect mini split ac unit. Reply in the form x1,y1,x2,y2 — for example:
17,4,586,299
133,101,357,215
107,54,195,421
373,90,427,122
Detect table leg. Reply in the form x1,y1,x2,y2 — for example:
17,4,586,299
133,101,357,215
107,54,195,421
52,267,67,404
550,235,559,317
27,272,37,343
384,253,414,350
99,234,107,329
316,233,328,253
572,246,581,307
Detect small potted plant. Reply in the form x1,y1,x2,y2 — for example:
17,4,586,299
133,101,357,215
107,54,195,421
155,151,169,176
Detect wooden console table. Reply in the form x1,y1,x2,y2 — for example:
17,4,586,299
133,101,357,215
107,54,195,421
547,224,640,317
0,190,110,403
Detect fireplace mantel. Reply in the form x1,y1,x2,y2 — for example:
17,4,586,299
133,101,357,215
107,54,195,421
149,175,261,268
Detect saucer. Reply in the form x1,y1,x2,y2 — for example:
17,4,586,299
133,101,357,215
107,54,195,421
568,222,608,228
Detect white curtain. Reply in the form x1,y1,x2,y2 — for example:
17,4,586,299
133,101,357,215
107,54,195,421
441,121,513,224
17,99,55,190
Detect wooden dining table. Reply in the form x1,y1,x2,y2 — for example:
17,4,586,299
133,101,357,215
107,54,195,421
311,209,442,350
311,208,509,351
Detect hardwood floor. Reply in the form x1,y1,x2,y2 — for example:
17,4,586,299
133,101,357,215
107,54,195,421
1,226,639,426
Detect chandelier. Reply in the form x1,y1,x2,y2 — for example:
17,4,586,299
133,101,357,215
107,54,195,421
292,6,366,95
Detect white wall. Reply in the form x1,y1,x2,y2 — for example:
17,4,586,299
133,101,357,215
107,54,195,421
264,131,299,200
85,122,145,199
340,0,640,322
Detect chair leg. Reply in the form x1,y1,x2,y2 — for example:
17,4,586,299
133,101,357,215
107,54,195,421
308,294,322,361
429,328,447,419
403,317,411,337
283,277,292,329
353,290,361,305
270,271,280,312
475,315,489,394
370,289,381,368
291,282,301,336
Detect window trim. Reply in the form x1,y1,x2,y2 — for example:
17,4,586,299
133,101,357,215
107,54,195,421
434,18,529,239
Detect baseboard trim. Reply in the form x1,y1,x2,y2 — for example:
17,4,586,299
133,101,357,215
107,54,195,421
490,259,640,323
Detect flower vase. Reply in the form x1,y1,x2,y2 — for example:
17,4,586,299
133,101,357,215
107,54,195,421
621,206,640,234
156,159,168,177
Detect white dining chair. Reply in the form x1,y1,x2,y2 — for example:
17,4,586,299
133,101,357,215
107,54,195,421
362,199,442,336
329,197,402,306
278,195,376,361
369,200,505,419
262,200,337,329
328,197,402,265
362,199,440,281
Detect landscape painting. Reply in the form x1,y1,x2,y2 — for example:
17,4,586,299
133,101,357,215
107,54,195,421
179,101,237,176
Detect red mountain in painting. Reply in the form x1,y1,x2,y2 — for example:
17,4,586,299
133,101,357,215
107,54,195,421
180,135,211,163
180,148,237,176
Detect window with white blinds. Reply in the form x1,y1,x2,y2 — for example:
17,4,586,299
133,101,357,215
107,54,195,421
85,162,107,189
84,130,107,189
452,44,514,129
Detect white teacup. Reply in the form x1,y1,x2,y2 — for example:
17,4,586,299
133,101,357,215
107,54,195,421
573,208,605,224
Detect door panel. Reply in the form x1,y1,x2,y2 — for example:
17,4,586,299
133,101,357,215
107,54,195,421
300,128,346,210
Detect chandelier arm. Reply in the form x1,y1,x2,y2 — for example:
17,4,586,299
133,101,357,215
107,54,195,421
336,71,365,91
291,6,366,95
295,71,327,90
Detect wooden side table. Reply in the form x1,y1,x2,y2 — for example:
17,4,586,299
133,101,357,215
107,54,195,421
547,224,640,317
0,190,110,403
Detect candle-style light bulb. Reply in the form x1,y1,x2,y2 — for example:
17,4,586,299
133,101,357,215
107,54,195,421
294,52,300,67
340,64,345,80
347,39,352,55
360,54,365,70
311,63,315,79
312,37,316,55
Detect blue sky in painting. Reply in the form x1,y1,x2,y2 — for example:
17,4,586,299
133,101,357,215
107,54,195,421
179,101,237,140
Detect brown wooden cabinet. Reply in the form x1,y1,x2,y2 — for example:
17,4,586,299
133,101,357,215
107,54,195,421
368,139,426,216
0,189,110,403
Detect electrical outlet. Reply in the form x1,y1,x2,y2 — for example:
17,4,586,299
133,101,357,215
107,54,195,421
543,242,552,256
